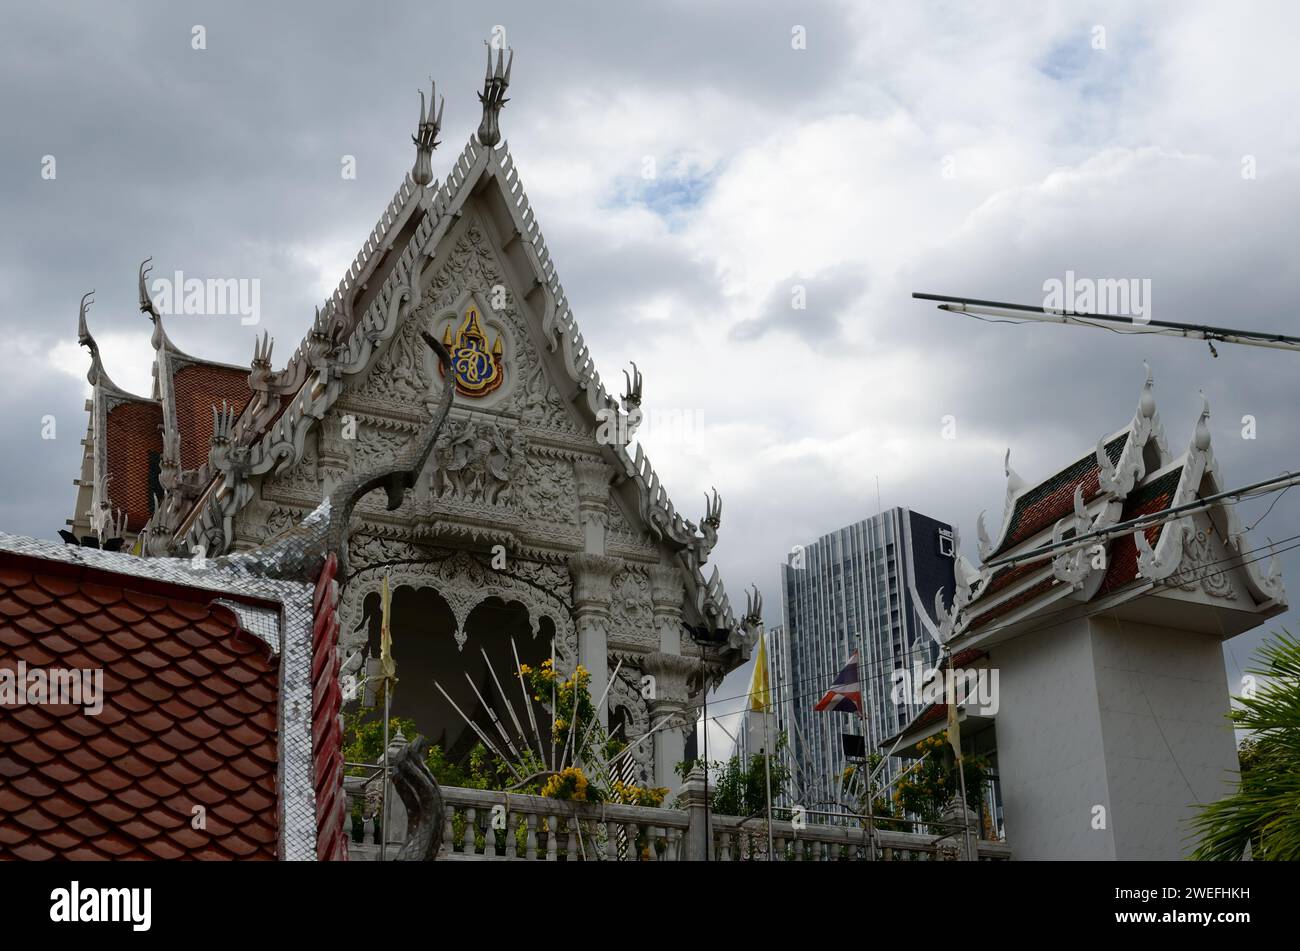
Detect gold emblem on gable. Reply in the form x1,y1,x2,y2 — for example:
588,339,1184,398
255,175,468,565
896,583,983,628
440,304,504,397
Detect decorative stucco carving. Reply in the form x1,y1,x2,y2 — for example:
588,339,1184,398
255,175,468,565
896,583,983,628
431,418,527,506
519,459,578,525
518,365,578,434
1174,527,1240,601
340,551,577,661
607,566,655,651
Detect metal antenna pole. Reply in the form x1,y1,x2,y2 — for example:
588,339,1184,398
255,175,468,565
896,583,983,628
380,688,390,862
947,648,975,860
914,291,1300,354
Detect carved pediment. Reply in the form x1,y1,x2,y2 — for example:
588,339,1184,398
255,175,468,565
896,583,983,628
1173,523,1241,602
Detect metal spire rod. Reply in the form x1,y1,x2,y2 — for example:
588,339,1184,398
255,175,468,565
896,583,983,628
984,467,1300,572
914,292,1300,354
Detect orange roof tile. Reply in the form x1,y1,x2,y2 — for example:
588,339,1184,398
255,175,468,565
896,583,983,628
0,552,279,860
172,364,252,472
104,401,163,532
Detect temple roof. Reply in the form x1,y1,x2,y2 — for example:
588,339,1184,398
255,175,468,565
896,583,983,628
71,55,749,642
989,433,1127,557
932,369,1287,649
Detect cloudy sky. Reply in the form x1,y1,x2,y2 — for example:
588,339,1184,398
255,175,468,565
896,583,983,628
4,1,1299,754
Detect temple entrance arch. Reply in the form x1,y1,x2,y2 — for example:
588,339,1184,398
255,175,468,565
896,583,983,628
353,580,567,772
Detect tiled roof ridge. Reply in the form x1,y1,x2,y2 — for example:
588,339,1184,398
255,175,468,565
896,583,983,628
947,386,1287,642
977,363,1168,562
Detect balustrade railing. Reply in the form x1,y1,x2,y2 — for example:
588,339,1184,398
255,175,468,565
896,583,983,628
343,778,1012,861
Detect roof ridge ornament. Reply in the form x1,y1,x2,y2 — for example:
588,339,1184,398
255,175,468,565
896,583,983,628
411,79,444,187
1139,359,1156,419
975,510,992,561
1193,390,1212,452
138,257,160,322
1004,448,1026,498
475,41,513,149
77,290,104,386
77,290,96,353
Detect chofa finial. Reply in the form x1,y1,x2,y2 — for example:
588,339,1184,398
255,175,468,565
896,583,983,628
1193,390,1212,452
703,487,722,529
138,257,159,320
77,290,96,352
621,361,642,409
411,78,444,187
1139,360,1156,419
476,41,513,149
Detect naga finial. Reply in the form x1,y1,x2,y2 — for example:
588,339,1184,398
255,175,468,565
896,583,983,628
1004,448,1026,497
703,487,722,529
77,290,99,367
622,361,643,410
743,584,763,629
411,78,444,187
252,330,274,370
475,41,513,149
138,257,160,320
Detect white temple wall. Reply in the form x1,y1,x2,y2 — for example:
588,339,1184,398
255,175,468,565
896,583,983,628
992,612,1240,859
1088,615,1238,860
991,616,1116,860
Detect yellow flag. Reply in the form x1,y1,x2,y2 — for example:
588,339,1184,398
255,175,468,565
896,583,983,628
378,574,397,699
748,634,770,713
946,665,962,763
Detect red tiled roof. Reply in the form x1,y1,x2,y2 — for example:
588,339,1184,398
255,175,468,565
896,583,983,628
979,559,1044,601
104,400,164,532
993,433,1128,556
1097,466,1183,597
965,576,1060,632
172,364,252,472
0,552,279,860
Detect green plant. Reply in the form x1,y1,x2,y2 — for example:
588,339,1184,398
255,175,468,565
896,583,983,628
705,732,792,817
885,732,989,832
1192,630,1300,861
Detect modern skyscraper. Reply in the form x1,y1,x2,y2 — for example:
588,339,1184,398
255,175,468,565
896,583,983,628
773,507,955,812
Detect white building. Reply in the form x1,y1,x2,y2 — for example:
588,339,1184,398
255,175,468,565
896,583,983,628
888,366,1286,859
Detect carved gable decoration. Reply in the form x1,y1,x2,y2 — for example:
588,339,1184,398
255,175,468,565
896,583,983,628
1173,520,1241,602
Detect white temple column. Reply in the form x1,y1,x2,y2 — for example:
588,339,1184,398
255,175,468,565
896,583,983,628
640,653,696,794
568,553,621,729
644,565,691,792
573,460,612,555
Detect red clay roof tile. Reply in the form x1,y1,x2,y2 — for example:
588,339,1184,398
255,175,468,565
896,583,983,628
0,552,279,861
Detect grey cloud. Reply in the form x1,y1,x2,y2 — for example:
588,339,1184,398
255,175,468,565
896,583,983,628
729,262,869,349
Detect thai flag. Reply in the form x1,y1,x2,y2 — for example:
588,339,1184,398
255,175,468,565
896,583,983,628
813,650,862,713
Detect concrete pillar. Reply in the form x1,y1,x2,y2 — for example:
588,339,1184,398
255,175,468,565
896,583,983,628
568,553,621,729
640,650,697,794
572,460,612,556
679,765,712,861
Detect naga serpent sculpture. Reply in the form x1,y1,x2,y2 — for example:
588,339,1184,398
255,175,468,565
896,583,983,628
390,734,446,861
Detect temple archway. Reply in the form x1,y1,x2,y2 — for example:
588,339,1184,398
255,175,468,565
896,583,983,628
359,586,557,771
